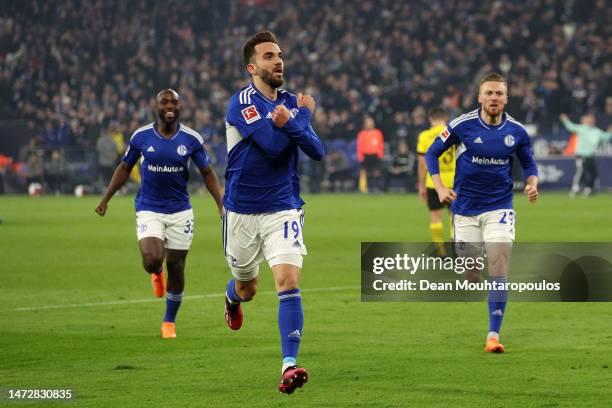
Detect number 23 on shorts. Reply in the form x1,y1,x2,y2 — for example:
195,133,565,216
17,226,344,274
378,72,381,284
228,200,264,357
499,211,514,226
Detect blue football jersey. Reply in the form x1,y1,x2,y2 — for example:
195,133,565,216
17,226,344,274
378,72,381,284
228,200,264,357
224,82,324,214
425,109,538,216
122,122,211,214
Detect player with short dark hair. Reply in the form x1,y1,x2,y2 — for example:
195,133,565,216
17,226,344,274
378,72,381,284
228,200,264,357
223,31,324,394
417,107,454,252
425,73,539,353
95,89,223,339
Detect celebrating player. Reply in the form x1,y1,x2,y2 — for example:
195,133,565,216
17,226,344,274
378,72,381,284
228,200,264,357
416,107,454,252
425,73,538,353
95,89,223,339
222,31,324,394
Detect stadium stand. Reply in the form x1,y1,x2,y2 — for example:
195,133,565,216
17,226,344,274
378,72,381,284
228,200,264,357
1,0,610,193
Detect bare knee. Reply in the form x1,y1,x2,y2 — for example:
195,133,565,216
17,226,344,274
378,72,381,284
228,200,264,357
139,238,164,274
166,258,185,275
142,254,163,274
276,274,299,291
272,264,301,292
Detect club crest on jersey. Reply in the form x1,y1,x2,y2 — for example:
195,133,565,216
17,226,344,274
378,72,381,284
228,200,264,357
439,128,450,141
177,144,188,156
504,135,515,147
241,105,261,124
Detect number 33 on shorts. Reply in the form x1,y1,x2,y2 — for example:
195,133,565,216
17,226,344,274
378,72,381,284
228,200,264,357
184,218,194,236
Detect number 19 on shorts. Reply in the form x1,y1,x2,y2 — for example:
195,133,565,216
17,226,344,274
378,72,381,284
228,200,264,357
283,220,300,239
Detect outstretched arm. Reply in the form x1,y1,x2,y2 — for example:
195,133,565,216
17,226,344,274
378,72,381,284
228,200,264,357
95,161,134,216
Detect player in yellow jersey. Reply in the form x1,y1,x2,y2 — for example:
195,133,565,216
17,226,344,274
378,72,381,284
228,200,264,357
417,107,455,247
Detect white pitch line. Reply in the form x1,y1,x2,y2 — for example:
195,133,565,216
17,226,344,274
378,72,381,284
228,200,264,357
7,286,360,312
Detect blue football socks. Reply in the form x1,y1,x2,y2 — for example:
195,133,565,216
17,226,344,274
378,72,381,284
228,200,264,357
225,279,243,305
278,289,303,368
164,291,183,323
488,277,508,335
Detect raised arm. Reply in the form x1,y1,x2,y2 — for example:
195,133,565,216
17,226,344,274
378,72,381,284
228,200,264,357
559,113,581,133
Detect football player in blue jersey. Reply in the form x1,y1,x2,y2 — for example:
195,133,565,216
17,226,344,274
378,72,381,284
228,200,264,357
95,89,223,339
221,31,324,394
425,73,538,353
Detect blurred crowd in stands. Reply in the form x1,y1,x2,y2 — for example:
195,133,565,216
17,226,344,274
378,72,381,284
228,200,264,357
1,0,610,194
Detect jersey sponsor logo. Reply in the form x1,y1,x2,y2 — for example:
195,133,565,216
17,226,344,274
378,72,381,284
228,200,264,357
474,137,483,144
471,156,510,166
146,145,156,152
241,105,261,124
504,134,515,147
176,144,187,156
147,164,185,173
266,112,273,119
439,128,450,141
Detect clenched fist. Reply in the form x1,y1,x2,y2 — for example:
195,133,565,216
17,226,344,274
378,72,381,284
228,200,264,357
297,93,316,113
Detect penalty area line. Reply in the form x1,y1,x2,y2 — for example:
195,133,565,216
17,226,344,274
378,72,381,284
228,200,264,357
7,286,360,312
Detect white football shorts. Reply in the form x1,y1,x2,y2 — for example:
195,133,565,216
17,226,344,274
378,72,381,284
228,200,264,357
136,208,195,250
222,208,307,281
454,208,516,245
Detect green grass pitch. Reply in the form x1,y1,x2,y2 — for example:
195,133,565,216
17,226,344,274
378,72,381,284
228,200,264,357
1,192,611,407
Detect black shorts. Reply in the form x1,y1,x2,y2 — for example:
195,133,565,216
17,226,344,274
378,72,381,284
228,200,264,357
427,188,449,210
362,154,381,171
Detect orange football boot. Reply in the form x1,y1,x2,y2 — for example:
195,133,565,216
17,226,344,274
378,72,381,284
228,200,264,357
161,322,176,338
151,269,166,298
484,337,505,353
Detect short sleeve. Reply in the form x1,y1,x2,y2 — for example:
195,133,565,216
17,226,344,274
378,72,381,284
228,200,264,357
191,142,211,168
122,142,141,167
416,131,428,154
